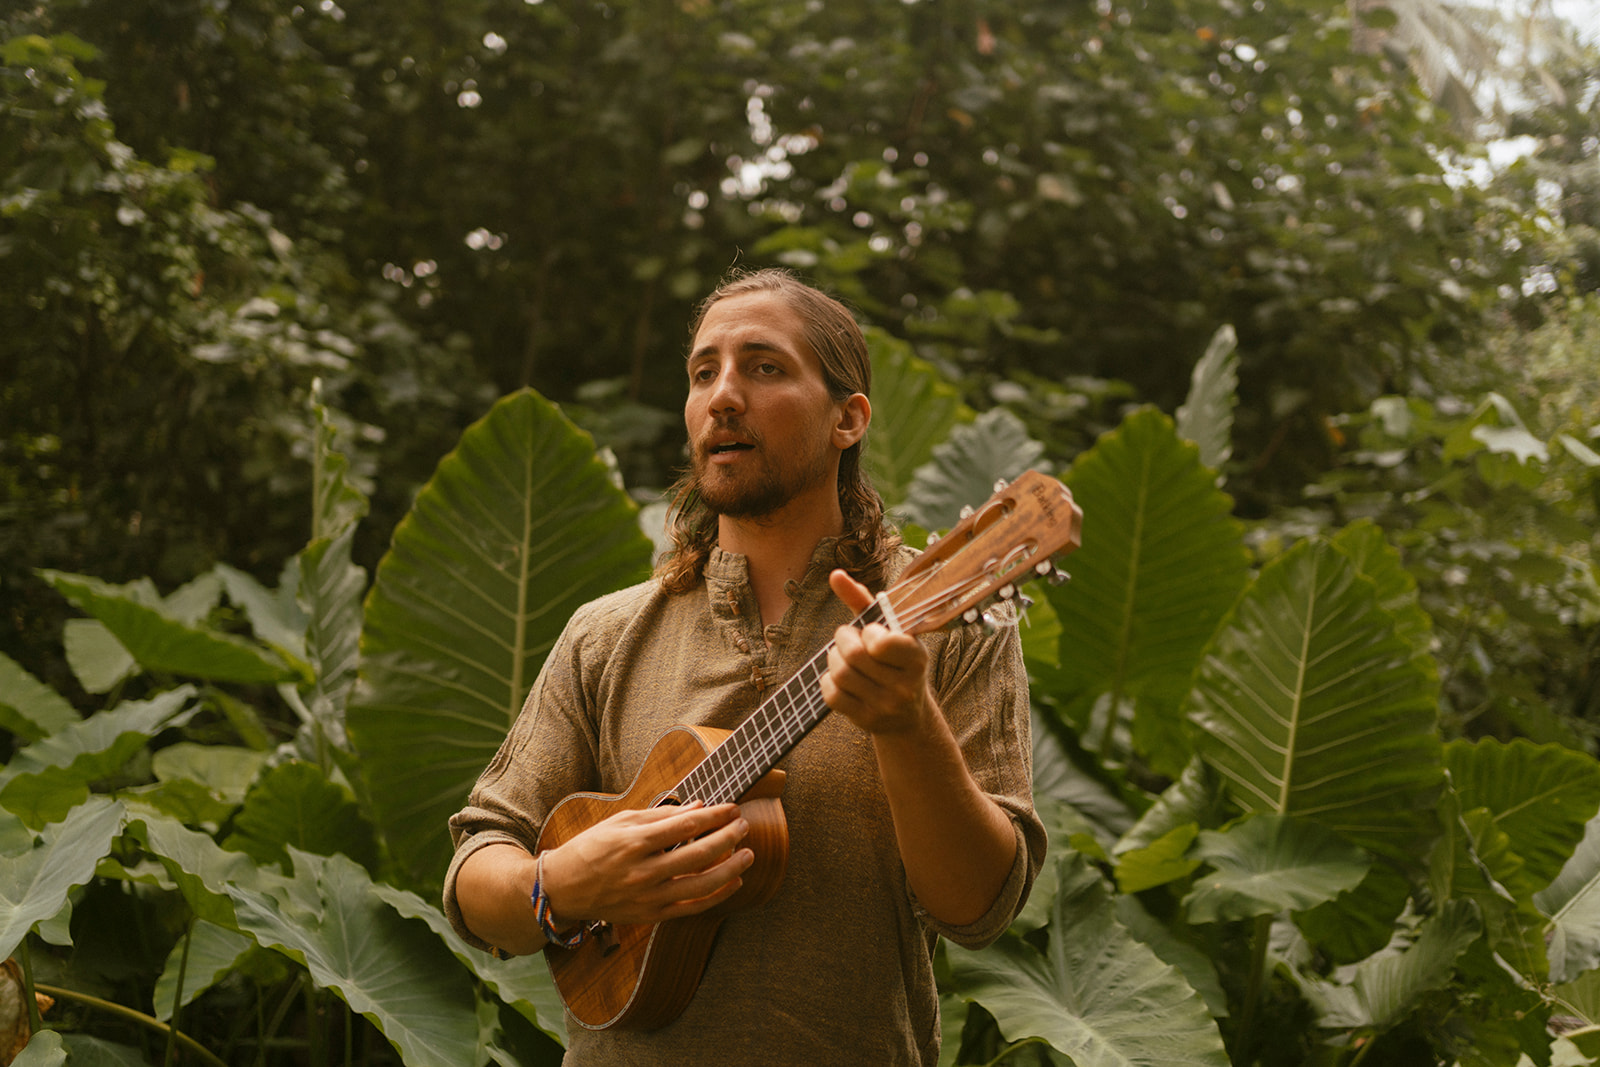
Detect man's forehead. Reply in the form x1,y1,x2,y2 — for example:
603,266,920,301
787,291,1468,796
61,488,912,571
688,293,817,362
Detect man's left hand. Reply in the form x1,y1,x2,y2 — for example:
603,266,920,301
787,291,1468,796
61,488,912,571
823,569,934,736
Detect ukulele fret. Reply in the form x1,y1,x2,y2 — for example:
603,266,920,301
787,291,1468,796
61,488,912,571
676,602,885,807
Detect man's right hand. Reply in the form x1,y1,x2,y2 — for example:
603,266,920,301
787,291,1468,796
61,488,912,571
455,802,753,955
540,801,754,928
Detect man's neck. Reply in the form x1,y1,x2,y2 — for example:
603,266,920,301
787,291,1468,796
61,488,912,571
717,492,844,630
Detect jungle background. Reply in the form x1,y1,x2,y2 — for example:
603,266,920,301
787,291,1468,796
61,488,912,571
3,0,1600,1063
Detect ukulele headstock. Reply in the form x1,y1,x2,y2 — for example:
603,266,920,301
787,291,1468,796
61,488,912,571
887,470,1082,635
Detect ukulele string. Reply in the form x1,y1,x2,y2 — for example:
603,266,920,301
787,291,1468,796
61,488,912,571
671,557,1015,807
674,599,891,807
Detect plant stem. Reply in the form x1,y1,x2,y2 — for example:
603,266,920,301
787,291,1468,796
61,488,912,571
260,975,305,1067
165,919,195,1067
980,1036,1049,1067
34,983,229,1067
1231,913,1274,1066
18,938,44,1037
306,978,323,1067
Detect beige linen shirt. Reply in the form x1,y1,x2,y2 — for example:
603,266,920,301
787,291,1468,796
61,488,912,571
444,539,1045,1066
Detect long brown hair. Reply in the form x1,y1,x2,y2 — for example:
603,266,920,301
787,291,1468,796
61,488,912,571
655,268,900,593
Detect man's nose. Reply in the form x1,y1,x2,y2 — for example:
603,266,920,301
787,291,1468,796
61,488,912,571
706,368,745,414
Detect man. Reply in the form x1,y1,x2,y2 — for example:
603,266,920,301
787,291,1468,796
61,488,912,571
444,268,1044,1064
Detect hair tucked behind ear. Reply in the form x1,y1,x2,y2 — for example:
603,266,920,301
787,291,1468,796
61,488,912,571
655,268,901,594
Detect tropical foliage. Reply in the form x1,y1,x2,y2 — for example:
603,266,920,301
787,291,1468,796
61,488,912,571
3,0,1599,1063
2,332,1599,1064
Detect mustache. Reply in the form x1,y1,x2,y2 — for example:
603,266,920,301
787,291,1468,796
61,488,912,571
694,417,762,454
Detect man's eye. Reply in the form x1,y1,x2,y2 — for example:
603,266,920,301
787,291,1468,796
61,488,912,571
755,362,779,375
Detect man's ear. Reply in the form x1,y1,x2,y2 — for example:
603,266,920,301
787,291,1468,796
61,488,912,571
832,393,871,450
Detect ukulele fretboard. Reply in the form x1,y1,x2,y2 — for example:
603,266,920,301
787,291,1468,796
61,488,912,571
674,600,888,806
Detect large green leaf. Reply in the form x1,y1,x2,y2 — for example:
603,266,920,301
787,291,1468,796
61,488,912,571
62,618,137,695
215,561,309,666
295,522,367,753
0,688,198,826
1046,406,1251,774
1553,965,1600,1027
1329,522,1433,661
348,389,654,888
1537,814,1600,983
0,796,125,959
1446,737,1600,892
1430,788,1549,982
946,853,1229,1067
226,848,481,1067
127,812,261,928
1300,899,1481,1033
1173,323,1238,476
1188,539,1444,865
221,761,379,873
860,327,969,508
1183,814,1371,923
1111,895,1230,1019
11,1031,66,1067
150,742,269,806
899,408,1047,531
1295,861,1418,966
374,882,568,1046
0,651,80,742
1113,756,1227,857
1116,823,1201,894
152,919,254,1021
1031,713,1138,847
37,570,297,684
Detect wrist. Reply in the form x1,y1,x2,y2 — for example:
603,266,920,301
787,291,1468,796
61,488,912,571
532,850,587,948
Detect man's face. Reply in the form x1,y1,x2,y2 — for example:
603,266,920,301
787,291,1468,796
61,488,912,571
684,291,846,519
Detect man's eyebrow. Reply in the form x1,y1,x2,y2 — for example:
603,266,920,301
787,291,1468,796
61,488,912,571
686,338,787,363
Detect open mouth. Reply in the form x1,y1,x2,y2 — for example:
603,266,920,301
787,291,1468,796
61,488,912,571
709,442,754,455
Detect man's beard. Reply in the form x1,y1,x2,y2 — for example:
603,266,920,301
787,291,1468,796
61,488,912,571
691,424,834,520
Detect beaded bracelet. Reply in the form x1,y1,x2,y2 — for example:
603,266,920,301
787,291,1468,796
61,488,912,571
532,852,587,949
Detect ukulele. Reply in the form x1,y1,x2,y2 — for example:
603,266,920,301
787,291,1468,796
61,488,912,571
535,469,1083,1031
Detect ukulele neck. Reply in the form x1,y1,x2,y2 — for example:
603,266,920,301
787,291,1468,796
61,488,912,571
673,596,896,806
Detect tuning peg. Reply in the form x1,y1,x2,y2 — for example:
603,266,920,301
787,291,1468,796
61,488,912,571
1018,593,1035,610
1048,567,1071,586
958,505,975,520
926,531,941,545
997,583,1016,601
992,478,1009,493
962,607,981,625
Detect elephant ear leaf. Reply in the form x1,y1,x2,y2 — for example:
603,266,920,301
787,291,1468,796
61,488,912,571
1174,323,1238,476
862,327,970,509
899,408,1046,532
1188,538,1443,866
0,796,126,960
225,849,479,1067
945,852,1230,1067
348,389,654,889
38,571,296,685
1446,738,1600,892
1183,814,1371,924
0,651,80,743
1047,406,1250,776
1537,815,1600,983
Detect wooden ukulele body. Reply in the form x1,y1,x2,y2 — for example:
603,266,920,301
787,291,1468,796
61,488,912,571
535,723,789,1031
